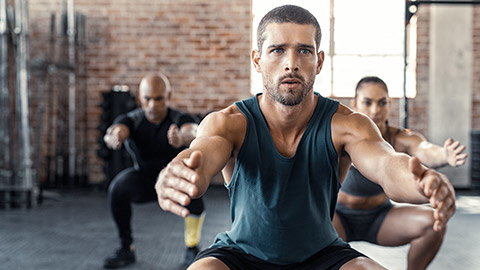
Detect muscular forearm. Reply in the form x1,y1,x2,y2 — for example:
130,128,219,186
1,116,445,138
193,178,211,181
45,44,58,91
380,153,429,204
412,142,447,169
166,148,211,198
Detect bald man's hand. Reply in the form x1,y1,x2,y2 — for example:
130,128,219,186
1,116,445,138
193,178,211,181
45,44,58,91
410,156,456,231
155,151,203,217
104,124,129,150
167,124,184,149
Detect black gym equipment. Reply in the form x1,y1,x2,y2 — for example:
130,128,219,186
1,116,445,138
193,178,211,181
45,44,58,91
97,86,137,190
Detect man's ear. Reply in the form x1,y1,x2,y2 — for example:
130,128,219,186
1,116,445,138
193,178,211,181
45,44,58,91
316,51,324,74
252,49,262,73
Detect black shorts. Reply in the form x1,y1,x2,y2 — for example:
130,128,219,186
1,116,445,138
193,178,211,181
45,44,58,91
193,245,366,270
335,200,393,244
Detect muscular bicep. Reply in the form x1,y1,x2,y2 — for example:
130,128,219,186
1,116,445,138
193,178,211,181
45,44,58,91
339,112,396,186
188,108,245,184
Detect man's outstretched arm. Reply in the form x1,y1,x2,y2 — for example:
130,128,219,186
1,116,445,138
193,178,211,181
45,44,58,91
155,109,241,217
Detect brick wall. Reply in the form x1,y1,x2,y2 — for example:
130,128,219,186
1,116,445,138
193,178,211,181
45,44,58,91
409,6,430,136
473,6,480,129
28,0,252,184
25,2,480,185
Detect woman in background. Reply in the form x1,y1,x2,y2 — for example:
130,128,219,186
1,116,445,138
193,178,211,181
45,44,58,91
333,76,468,270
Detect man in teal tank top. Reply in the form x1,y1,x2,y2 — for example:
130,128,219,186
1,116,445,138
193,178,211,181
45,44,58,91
155,5,456,270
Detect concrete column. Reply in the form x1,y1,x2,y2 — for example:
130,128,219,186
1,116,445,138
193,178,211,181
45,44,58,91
429,5,472,187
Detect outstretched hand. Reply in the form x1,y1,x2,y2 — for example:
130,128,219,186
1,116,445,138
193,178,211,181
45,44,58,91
155,150,203,218
444,138,467,167
409,156,456,231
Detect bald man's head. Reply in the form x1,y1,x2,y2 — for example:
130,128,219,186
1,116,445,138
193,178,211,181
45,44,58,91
139,73,171,95
138,73,171,124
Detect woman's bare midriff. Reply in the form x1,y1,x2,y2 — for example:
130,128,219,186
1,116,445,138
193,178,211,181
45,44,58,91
337,191,388,209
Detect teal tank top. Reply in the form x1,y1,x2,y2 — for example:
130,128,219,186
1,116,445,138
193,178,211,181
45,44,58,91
211,93,346,264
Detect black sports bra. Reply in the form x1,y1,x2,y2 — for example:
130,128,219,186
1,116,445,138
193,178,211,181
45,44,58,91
340,122,401,197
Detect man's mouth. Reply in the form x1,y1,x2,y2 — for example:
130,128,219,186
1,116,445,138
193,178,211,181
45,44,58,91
280,78,302,89
281,78,301,84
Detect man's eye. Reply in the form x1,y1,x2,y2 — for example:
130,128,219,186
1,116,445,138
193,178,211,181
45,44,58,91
299,49,311,54
272,48,283,54
363,101,371,106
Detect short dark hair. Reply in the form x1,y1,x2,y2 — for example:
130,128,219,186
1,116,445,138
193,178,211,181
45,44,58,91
355,76,389,98
256,5,322,52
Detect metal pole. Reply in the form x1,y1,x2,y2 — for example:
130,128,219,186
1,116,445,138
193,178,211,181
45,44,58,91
76,13,87,185
67,0,76,184
54,10,64,185
14,0,33,193
45,12,55,186
0,0,12,186
408,0,479,4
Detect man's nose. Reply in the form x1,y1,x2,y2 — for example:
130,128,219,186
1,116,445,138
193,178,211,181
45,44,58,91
148,100,156,109
284,52,299,72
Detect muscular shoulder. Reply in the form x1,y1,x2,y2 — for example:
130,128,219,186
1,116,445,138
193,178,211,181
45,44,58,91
197,104,246,147
332,104,378,138
331,104,383,153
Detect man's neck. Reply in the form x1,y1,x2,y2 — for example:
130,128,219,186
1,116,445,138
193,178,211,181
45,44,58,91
145,110,167,125
258,93,317,136
257,93,317,157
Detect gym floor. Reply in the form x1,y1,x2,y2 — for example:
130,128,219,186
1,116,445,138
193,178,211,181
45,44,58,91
1,185,479,270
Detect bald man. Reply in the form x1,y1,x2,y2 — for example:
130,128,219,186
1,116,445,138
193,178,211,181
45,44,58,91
103,74,205,269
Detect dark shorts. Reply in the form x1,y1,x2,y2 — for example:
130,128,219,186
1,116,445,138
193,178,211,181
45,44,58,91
193,245,366,270
335,200,393,244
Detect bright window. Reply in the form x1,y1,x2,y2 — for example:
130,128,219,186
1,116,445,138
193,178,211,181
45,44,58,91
251,0,416,98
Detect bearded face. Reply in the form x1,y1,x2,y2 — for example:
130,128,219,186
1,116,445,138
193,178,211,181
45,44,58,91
262,72,314,107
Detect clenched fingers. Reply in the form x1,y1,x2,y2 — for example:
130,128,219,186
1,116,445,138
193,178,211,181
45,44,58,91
167,124,183,148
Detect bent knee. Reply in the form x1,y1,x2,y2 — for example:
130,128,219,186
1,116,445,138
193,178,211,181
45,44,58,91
419,210,447,236
341,256,387,270
188,257,230,270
